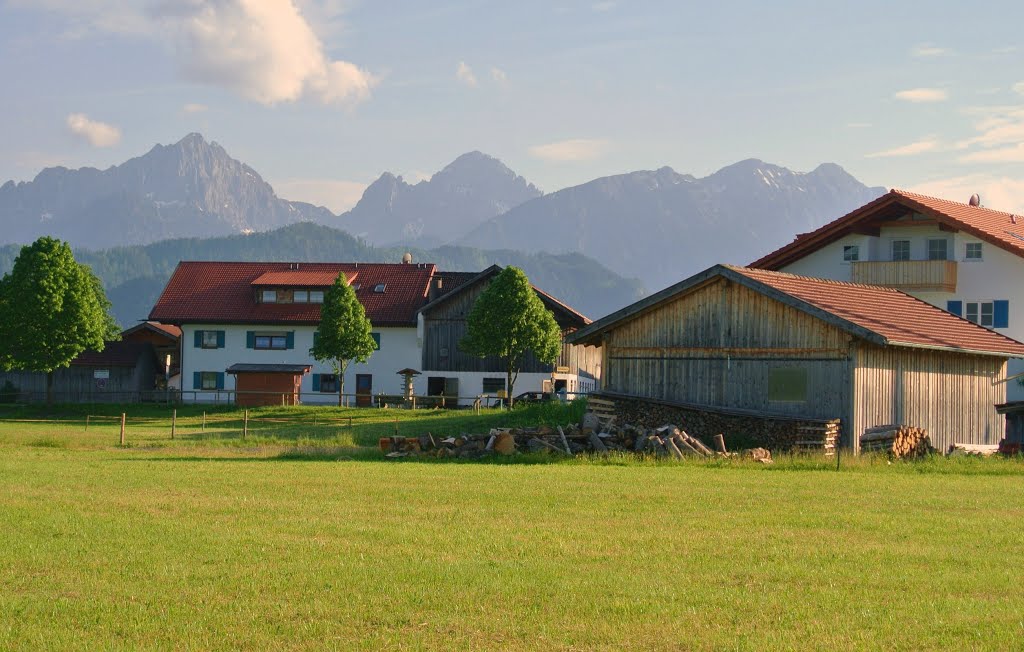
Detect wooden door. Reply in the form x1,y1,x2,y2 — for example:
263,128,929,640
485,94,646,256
356,374,372,407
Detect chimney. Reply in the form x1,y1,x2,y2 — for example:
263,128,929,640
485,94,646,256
969,193,981,207
428,276,444,302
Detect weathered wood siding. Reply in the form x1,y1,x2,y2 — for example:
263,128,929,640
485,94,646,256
422,280,599,375
851,344,1005,453
602,278,853,421
0,357,155,403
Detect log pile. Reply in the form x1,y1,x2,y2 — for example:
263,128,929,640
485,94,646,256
380,420,727,459
608,395,841,455
859,425,933,458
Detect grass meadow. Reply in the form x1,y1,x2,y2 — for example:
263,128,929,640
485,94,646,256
2,401,1023,650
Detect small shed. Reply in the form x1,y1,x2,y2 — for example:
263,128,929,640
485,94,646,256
568,264,1024,453
227,363,311,407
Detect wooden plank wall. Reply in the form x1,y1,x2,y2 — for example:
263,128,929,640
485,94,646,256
602,279,853,422
852,344,1006,453
422,279,599,376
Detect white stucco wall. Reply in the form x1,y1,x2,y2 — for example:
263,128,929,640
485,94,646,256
779,224,1024,400
180,324,421,404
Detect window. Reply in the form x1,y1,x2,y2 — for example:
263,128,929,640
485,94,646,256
309,291,324,303
965,243,983,260
891,240,910,261
294,290,308,303
195,330,224,349
371,332,381,350
201,330,219,349
262,289,277,303
254,335,288,350
927,239,948,261
768,368,807,402
201,372,218,390
965,300,1009,328
842,245,859,262
374,283,386,293
315,374,339,392
482,377,506,394
351,283,361,291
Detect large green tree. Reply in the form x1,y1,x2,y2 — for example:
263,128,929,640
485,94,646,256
0,237,120,403
310,272,377,406
461,266,562,405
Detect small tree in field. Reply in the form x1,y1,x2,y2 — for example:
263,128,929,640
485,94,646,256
0,237,120,404
310,272,377,406
461,266,562,406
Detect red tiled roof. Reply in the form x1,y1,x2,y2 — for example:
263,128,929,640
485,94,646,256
751,189,1024,269
149,262,435,326
122,321,181,340
251,270,356,287
728,266,1024,356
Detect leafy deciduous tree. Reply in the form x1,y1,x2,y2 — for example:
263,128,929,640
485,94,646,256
310,272,377,406
461,266,562,405
0,237,121,403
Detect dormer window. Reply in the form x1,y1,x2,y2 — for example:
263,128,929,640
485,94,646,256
309,291,324,303
262,290,277,303
965,243,983,260
294,290,309,303
374,283,386,293
842,245,859,262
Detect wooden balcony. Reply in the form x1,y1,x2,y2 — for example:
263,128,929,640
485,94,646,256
850,260,957,292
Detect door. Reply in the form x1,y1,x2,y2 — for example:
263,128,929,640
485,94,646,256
356,374,372,407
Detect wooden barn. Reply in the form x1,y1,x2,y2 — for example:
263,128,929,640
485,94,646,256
567,265,1024,453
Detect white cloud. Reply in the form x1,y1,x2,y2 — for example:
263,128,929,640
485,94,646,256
894,88,948,103
956,105,1024,161
158,0,374,106
960,144,1024,163
910,175,1024,215
456,61,477,87
865,137,939,158
65,113,122,147
529,138,609,162
182,102,208,114
490,67,508,84
273,178,368,213
1014,82,1024,96
911,44,950,58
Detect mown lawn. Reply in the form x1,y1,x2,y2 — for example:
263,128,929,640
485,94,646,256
1,405,1023,650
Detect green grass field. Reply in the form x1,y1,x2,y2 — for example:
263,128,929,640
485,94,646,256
2,403,1023,650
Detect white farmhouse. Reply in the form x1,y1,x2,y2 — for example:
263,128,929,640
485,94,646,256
751,189,1024,399
148,260,598,405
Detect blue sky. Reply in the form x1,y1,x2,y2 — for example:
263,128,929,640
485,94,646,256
3,0,1024,214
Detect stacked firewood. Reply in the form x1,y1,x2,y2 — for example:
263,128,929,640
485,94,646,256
609,396,841,455
380,419,728,459
859,425,933,458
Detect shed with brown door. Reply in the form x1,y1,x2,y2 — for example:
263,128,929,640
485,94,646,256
227,363,311,406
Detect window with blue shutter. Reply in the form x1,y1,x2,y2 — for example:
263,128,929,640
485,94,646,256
217,330,225,347
216,372,225,390
286,331,295,349
194,331,203,348
994,300,1009,328
246,331,256,348
193,371,201,389
312,374,321,391
946,300,963,317
371,332,381,350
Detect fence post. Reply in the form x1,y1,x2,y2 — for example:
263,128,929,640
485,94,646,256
119,413,126,447
85,415,89,432
243,409,248,439
202,411,206,432
348,416,352,431
394,416,399,436
171,409,177,440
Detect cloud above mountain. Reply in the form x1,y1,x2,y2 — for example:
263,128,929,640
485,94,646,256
529,139,609,162
158,0,374,106
66,113,122,147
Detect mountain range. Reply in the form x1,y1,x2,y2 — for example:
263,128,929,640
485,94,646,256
0,132,887,320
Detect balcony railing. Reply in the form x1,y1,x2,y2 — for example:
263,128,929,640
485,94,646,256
850,260,957,292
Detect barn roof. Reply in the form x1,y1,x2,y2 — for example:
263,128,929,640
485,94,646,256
149,262,435,327
568,264,1024,358
750,189,1024,270
417,265,591,327
121,321,181,341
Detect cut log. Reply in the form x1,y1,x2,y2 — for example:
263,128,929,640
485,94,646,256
557,426,574,456
589,431,609,453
